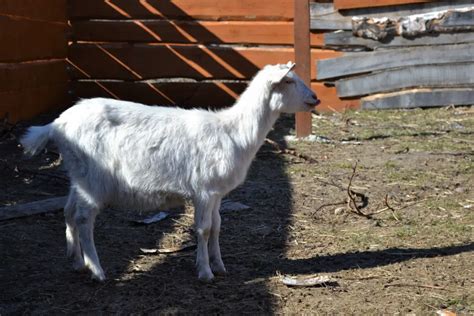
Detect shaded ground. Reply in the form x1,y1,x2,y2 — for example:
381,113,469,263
0,107,473,314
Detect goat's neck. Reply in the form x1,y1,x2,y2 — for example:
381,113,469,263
224,78,280,155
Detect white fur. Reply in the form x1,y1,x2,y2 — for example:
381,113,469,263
20,62,319,282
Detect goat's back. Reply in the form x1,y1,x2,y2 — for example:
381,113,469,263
50,98,242,209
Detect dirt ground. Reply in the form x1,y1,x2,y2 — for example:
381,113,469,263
1,106,473,315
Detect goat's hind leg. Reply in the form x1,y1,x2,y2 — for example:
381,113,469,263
74,197,105,281
209,198,226,275
64,189,86,271
194,195,219,282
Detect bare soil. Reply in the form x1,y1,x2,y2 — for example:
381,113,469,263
1,107,473,315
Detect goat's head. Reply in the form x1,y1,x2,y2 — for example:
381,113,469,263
265,62,320,113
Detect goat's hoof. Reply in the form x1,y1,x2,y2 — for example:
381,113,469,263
91,272,106,282
198,270,214,282
210,262,227,276
72,260,87,272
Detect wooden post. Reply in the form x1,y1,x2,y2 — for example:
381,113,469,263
294,0,312,138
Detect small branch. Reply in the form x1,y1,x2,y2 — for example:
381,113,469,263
346,162,371,218
384,283,447,290
314,200,346,213
384,194,400,221
264,138,317,163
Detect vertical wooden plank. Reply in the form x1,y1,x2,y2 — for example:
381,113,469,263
294,0,312,138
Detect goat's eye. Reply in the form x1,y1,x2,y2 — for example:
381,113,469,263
285,79,294,84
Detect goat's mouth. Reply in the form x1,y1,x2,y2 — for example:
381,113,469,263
306,99,321,108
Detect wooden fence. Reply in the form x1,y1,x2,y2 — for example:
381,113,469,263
0,0,68,123
67,0,357,113
311,0,474,110
2,1,473,124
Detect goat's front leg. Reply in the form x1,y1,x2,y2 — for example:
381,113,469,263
209,197,226,275
194,195,219,282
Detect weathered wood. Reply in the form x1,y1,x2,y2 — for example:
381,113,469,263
72,20,324,46
317,43,474,80
334,0,433,10
324,31,474,49
0,196,67,221
0,16,67,62
68,43,341,80
1,84,69,123
336,63,474,97
362,88,474,109
312,83,360,112
310,1,473,31
0,0,66,22
294,0,312,137
69,0,294,21
71,80,360,113
0,60,67,92
71,80,248,108
352,8,474,40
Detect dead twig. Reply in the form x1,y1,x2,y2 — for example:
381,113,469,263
346,162,371,218
383,282,447,290
264,138,317,163
384,194,400,221
314,200,346,213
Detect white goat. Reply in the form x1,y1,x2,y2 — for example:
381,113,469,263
21,62,319,282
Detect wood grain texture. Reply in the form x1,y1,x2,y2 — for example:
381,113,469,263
324,31,474,49
334,0,433,10
362,88,474,109
310,1,473,31
336,63,474,97
294,0,312,137
0,16,67,62
70,80,359,113
69,0,293,21
0,0,66,22
68,43,342,80
72,20,325,46
0,60,67,92
1,83,69,123
317,43,474,80
0,196,67,221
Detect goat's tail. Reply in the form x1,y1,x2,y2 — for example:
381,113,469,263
20,124,53,156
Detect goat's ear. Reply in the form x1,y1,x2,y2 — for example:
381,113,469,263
271,62,296,85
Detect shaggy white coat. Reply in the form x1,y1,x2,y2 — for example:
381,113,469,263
21,62,319,281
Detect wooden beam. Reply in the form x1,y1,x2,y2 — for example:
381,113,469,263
310,1,473,31
324,31,474,49
68,0,294,21
0,196,67,221
336,63,474,97
68,43,341,81
317,43,474,80
362,88,474,109
294,0,312,137
334,0,434,10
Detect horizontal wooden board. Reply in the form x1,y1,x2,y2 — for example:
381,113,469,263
324,31,474,49
336,63,474,97
0,0,66,22
68,43,342,80
0,60,67,92
312,82,360,112
317,43,474,80
1,84,69,123
334,0,433,10
72,20,325,46
70,80,359,113
362,88,474,109
0,16,67,62
310,1,473,30
69,0,293,21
